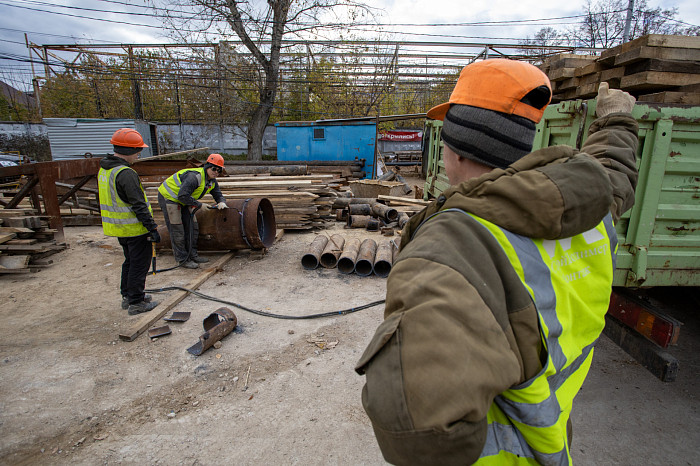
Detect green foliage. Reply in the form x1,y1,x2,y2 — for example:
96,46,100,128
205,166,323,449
0,132,51,161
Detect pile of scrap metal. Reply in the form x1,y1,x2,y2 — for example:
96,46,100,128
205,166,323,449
332,197,412,235
301,234,398,278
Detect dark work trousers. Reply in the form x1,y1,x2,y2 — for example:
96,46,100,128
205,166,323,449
117,233,152,305
157,192,199,263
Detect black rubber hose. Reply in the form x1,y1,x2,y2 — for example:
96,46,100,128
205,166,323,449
144,285,386,319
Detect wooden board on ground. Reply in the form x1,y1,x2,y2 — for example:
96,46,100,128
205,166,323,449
119,252,235,342
0,254,30,269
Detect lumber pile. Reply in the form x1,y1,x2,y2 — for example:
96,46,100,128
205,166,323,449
0,208,65,274
144,174,347,230
541,35,700,104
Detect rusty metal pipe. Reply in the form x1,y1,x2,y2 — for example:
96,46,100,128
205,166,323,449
301,236,329,270
332,198,380,209
157,198,276,251
373,240,394,278
355,239,377,277
336,208,348,221
348,203,372,216
398,212,410,229
338,238,361,274
372,203,399,222
320,235,345,268
187,308,238,356
348,215,371,228
366,219,380,231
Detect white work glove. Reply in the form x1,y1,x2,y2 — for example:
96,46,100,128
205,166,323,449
216,201,229,210
596,82,636,118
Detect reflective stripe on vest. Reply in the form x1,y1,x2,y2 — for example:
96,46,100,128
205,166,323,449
417,208,617,466
157,167,212,204
98,165,153,237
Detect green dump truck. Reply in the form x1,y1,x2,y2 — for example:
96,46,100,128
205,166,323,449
422,100,700,288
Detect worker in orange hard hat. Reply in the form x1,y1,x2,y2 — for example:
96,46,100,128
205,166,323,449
98,128,160,315
157,153,228,269
357,59,639,465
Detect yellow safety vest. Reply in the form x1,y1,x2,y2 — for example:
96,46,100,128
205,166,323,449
425,208,617,466
157,167,213,204
98,165,153,237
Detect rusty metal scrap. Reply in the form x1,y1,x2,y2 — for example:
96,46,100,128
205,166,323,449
320,235,345,268
355,239,377,277
157,198,276,252
338,238,361,274
187,307,238,356
301,235,329,270
373,241,394,278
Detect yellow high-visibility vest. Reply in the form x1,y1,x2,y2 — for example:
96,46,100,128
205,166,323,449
98,165,153,237
157,167,213,204
424,208,617,465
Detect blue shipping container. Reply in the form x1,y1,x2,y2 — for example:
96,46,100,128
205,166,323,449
275,120,375,179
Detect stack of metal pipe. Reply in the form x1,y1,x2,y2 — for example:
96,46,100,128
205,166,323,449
301,235,399,278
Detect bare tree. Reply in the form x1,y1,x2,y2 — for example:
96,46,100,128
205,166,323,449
518,27,569,64
568,0,699,48
155,0,377,161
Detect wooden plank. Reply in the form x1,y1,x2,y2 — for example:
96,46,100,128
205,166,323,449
0,233,16,244
118,252,236,342
6,239,37,245
0,226,34,234
0,254,30,269
378,195,430,206
0,267,33,274
637,91,700,105
600,34,700,63
0,209,35,217
624,58,700,76
615,46,700,66
620,71,700,90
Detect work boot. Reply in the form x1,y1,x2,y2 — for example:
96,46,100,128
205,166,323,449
122,294,152,310
180,260,199,269
191,255,209,263
127,300,159,315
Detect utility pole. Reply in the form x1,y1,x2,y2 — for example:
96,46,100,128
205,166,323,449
623,0,635,43
128,46,144,120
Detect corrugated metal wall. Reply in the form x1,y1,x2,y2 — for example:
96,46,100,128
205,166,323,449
43,119,154,160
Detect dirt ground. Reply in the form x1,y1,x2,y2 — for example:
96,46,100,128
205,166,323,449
1,176,698,465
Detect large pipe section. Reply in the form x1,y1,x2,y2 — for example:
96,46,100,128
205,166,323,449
373,240,394,278
320,235,345,268
372,203,398,223
157,198,276,251
355,239,377,277
348,204,372,216
187,308,238,356
301,236,329,270
337,238,361,274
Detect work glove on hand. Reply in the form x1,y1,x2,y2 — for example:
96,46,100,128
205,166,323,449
596,82,636,118
216,201,229,210
149,230,161,243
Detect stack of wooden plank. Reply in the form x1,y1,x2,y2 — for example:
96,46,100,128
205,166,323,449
144,174,345,230
541,35,700,104
0,208,66,274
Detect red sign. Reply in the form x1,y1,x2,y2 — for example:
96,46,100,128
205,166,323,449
378,130,422,142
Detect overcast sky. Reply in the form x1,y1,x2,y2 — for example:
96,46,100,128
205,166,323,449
0,0,698,91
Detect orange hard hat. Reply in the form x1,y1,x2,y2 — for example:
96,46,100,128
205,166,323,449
207,153,225,168
427,59,552,123
110,128,148,148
